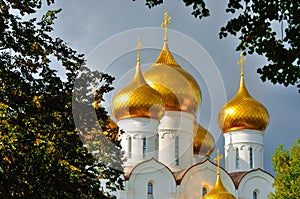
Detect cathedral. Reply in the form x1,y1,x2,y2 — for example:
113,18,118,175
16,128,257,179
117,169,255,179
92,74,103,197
111,11,274,199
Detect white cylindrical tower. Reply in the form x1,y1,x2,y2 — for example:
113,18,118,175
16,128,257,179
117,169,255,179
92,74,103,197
157,111,194,171
111,39,165,172
143,12,201,171
218,54,269,173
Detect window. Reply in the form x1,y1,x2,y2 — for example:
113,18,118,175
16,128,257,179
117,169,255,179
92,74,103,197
236,148,240,169
128,137,132,158
175,136,179,166
249,147,253,169
142,137,147,159
148,182,153,199
253,190,258,199
202,187,207,197
155,134,159,151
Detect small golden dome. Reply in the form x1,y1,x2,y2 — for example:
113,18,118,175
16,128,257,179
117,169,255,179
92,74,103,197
143,41,201,115
193,122,215,156
203,175,236,199
112,40,165,121
218,54,269,133
204,150,236,199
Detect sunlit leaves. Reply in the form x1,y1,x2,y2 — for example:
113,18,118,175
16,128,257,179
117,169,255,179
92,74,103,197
1,0,123,198
271,139,300,199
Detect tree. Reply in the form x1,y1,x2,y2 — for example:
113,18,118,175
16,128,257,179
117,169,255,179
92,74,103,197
270,139,300,199
141,0,300,92
0,0,123,198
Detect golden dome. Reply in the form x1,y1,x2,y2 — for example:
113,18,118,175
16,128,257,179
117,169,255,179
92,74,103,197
103,117,119,141
203,175,236,199
193,122,215,156
218,55,269,133
112,40,165,121
204,149,236,199
143,41,201,115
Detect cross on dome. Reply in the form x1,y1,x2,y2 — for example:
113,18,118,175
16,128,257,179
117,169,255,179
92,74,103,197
161,10,171,41
237,52,246,76
214,149,223,175
136,37,142,64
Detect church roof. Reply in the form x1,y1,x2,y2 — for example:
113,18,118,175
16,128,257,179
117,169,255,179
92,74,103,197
229,168,274,189
124,158,176,182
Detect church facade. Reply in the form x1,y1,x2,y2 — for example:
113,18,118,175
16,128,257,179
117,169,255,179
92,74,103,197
112,11,274,199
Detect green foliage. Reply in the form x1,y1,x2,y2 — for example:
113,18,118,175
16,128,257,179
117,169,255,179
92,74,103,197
143,0,300,92
271,139,300,199
0,0,123,198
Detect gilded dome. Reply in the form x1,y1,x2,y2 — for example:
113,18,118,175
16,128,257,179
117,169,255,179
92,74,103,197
103,117,118,141
218,73,269,133
203,175,236,199
112,49,165,121
204,150,236,199
193,122,215,156
143,41,201,115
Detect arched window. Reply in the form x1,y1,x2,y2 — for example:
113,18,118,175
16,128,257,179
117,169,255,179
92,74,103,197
253,190,258,199
128,136,132,158
175,136,179,165
142,137,147,159
249,147,253,169
236,148,240,169
148,182,154,199
155,134,159,151
202,187,207,197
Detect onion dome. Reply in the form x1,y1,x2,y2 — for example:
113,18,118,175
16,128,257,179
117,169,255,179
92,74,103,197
103,117,118,141
203,175,236,199
218,54,269,133
204,150,236,199
193,122,215,156
143,11,201,115
112,38,165,121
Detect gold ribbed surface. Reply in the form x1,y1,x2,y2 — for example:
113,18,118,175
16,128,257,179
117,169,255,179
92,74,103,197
112,63,165,121
144,41,201,115
218,75,269,133
103,117,118,141
203,175,236,199
193,122,215,156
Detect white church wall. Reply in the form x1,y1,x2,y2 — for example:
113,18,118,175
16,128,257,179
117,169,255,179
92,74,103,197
125,159,177,199
237,170,274,199
158,111,195,172
224,130,264,172
118,118,160,168
178,160,236,199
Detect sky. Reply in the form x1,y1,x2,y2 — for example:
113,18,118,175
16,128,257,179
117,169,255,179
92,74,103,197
47,0,299,174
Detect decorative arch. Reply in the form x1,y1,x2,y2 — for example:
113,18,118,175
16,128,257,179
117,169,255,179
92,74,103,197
177,159,236,197
240,145,247,150
127,158,177,197
237,169,274,199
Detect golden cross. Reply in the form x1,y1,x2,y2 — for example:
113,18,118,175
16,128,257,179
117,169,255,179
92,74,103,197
237,52,246,76
136,37,142,63
161,10,171,41
214,149,223,175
